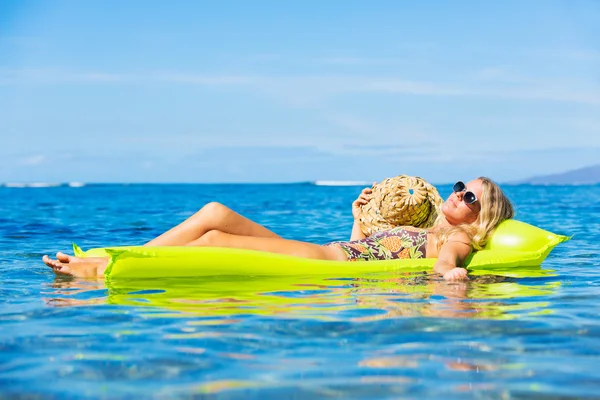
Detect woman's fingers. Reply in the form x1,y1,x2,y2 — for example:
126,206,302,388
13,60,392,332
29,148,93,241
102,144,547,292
359,188,372,200
443,268,469,281
353,186,373,217
353,188,372,206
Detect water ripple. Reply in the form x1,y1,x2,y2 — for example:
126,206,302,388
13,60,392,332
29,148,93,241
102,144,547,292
1,184,599,398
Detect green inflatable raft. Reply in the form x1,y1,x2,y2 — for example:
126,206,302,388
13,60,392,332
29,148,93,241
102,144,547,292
74,220,568,279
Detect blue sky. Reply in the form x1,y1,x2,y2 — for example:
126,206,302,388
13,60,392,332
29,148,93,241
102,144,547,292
1,0,599,183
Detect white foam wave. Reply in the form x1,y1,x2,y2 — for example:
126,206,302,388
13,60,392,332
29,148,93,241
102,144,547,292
2,182,62,188
312,180,372,186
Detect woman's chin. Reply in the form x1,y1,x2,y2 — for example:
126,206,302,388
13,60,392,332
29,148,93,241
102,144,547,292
440,207,460,226
441,203,452,215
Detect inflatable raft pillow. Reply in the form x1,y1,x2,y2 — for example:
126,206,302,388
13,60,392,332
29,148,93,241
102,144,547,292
74,220,569,278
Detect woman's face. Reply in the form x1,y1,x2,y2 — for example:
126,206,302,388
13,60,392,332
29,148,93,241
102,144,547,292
441,179,483,225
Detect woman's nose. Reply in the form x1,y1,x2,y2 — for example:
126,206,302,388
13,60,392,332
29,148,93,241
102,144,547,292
455,190,464,200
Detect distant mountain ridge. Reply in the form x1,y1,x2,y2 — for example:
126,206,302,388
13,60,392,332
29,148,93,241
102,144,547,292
517,164,600,185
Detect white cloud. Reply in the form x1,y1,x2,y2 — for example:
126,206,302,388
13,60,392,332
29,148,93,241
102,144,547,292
18,155,46,166
0,68,259,86
153,73,259,85
536,49,600,62
317,57,401,66
476,67,508,80
355,79,467,96
322,114,374,134
486,86,600,106
0,68,128,84
2,67,599,106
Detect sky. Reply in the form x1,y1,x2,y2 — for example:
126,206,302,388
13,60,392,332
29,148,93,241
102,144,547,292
1,0,599,184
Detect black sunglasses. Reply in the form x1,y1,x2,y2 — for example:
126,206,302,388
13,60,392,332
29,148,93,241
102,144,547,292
453,181,479,205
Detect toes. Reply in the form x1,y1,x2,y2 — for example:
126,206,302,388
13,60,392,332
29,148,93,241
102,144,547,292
43,255,55,268
43,255,66,273
53,265,71,276
56,252,70,263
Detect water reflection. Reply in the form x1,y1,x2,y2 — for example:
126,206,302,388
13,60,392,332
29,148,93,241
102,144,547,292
44,269,560,322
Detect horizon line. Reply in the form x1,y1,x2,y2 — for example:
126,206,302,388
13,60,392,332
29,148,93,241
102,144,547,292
1,180,598,187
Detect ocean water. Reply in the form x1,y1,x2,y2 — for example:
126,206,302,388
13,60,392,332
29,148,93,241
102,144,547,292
1,183,599,399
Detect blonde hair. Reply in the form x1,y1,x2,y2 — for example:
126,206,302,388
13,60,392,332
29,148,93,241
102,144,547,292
433,177,514,251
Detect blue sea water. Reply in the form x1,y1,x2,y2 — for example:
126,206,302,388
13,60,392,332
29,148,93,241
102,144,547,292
1,183,599,399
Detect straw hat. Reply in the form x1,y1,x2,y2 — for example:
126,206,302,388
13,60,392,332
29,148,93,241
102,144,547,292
358,175,444,236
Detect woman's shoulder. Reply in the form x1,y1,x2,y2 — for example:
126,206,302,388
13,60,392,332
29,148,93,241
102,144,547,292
443,230,472,247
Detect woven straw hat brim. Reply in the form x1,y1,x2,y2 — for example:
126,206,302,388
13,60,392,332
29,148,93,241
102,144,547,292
358,175,444,236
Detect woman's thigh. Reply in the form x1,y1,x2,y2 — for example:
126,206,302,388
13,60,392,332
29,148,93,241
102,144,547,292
188,230,347,261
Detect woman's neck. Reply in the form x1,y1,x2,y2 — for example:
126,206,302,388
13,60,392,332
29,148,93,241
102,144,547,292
434,217,452,230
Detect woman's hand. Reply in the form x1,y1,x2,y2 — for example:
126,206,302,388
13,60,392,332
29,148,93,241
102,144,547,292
352,185,374,220
434,232,472,282
443,267,469,281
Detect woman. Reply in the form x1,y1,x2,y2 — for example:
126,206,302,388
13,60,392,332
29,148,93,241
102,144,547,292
43,177,514,281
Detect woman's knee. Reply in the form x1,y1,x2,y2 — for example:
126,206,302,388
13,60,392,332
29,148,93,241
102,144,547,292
194,229,224,246
200,201,226,214
197,202,233,220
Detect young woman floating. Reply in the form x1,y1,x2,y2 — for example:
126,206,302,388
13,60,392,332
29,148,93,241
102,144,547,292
43,177,514,282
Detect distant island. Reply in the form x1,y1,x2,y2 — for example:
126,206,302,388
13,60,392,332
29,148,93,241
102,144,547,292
515,163,600,185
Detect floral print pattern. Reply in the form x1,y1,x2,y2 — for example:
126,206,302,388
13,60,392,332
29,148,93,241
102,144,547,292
325,226,428,261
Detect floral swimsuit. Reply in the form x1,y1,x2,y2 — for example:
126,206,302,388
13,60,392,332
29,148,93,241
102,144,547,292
325,226,428,261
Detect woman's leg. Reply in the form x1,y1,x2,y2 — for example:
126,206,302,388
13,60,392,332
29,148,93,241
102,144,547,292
144,202,280,246
43,202,280,276
43,231,346,278
188,230,347,261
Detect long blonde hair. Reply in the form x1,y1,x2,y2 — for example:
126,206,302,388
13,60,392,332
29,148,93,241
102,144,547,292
433,177,514,251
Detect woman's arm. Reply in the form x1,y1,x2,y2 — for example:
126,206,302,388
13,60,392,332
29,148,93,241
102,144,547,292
350,186,373,241
433,232,473,281
350,220,367,241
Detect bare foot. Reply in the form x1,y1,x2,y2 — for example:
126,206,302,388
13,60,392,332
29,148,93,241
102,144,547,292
42,252,109,278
